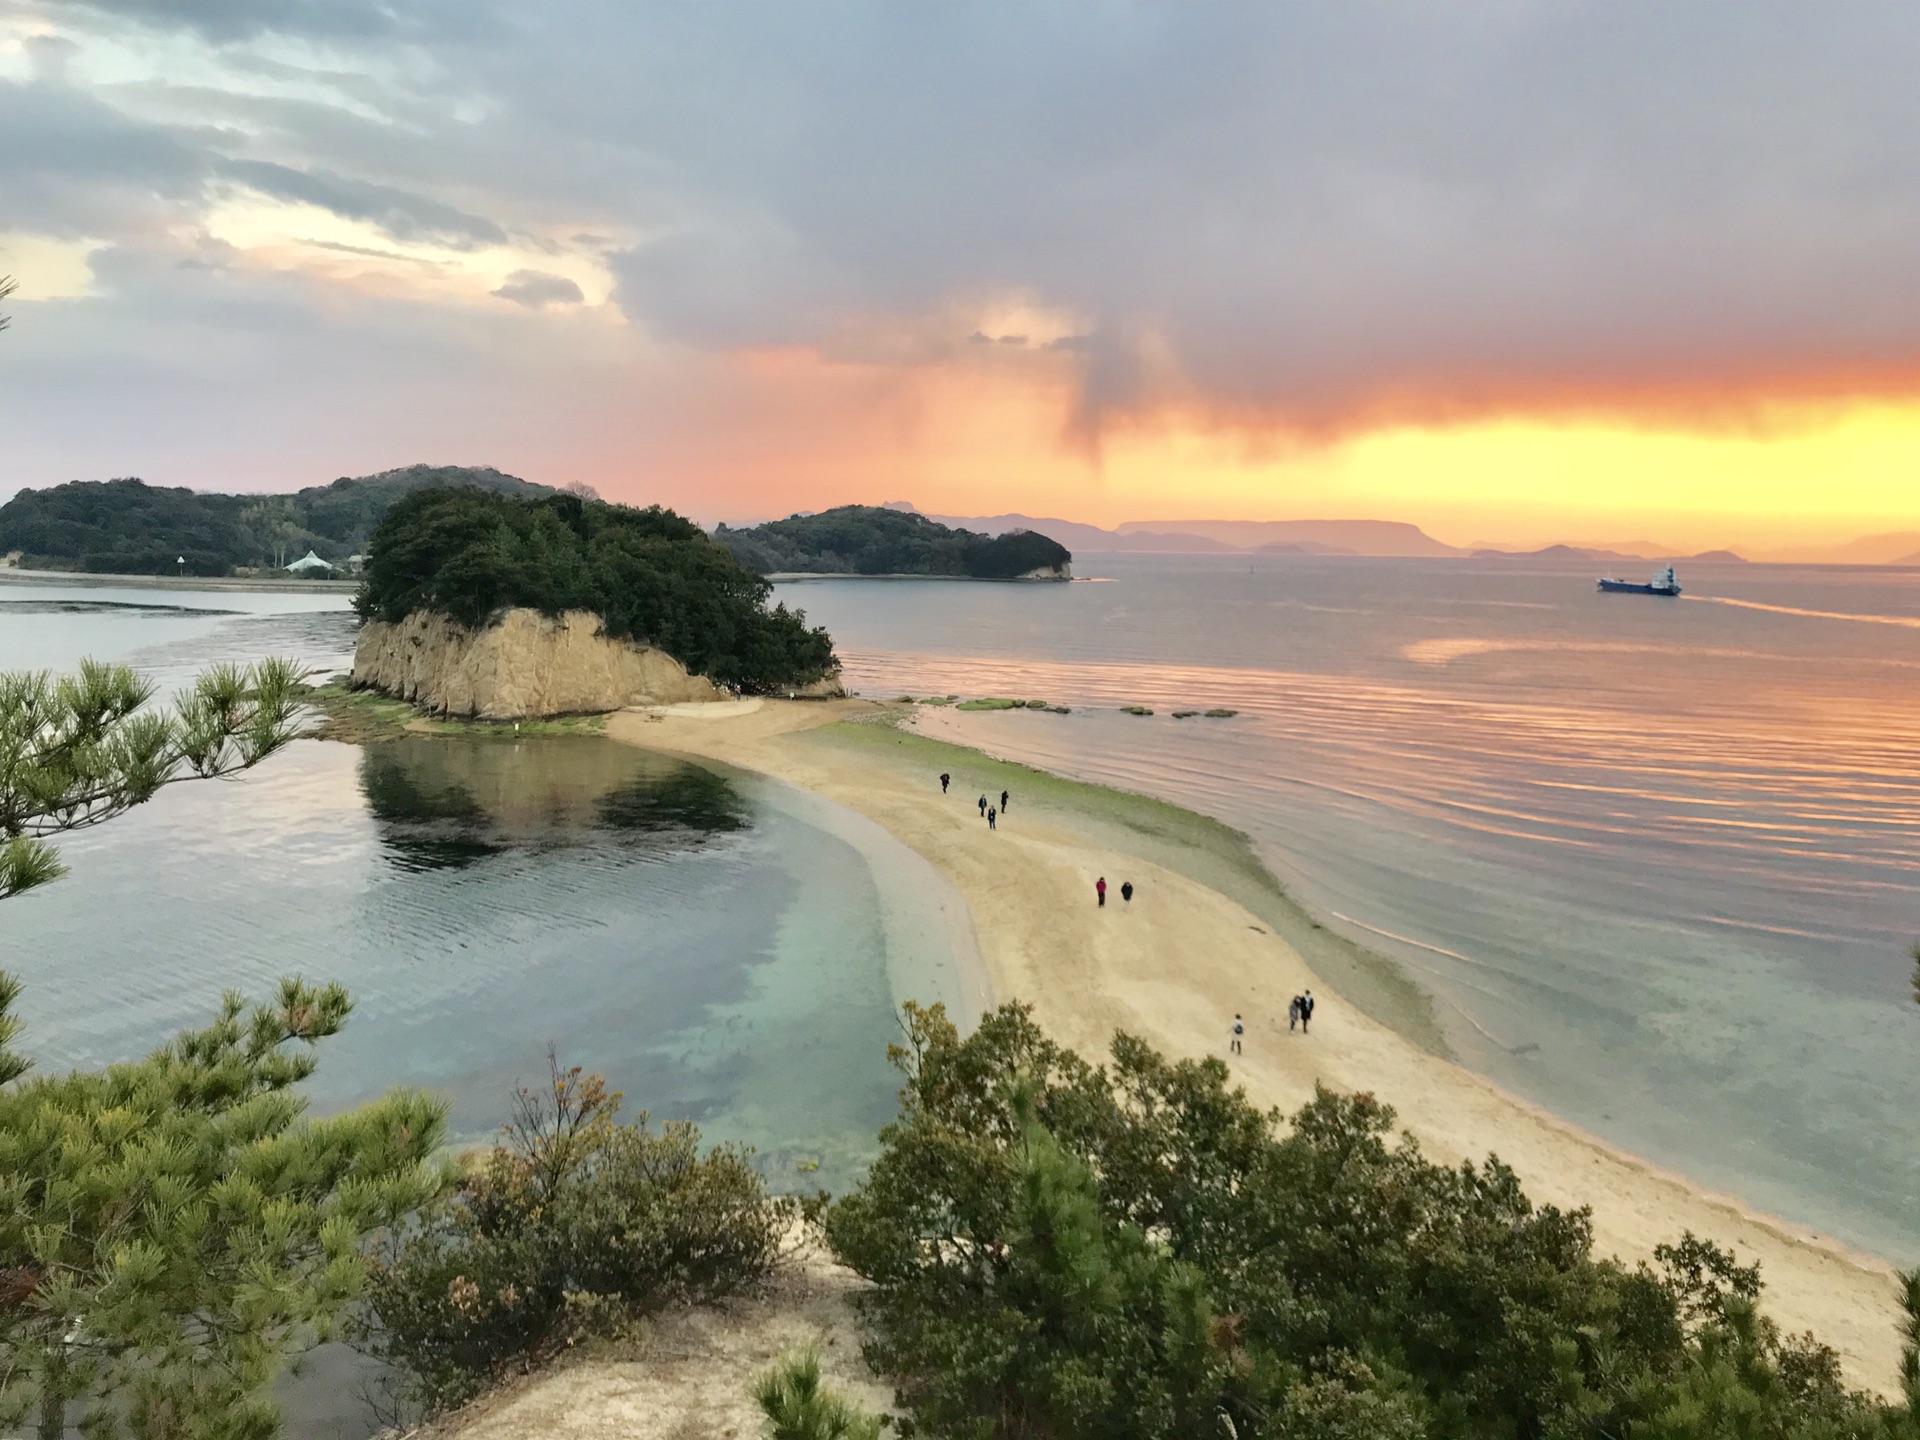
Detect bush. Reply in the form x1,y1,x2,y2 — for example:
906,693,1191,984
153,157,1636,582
354,487,837,693
358,1056,792,1413
826,1003,1892,1440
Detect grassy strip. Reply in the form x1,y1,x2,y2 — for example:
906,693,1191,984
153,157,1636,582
805,712,1450,1057
302,676,608,744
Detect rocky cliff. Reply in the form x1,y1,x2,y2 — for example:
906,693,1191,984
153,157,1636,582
353,608,726,718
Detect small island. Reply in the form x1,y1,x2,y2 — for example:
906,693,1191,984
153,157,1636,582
714,504,1072,580
0,464,551,576
350,486,839,718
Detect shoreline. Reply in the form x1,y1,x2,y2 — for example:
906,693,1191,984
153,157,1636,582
0,567,357,594
607,697,1905,1393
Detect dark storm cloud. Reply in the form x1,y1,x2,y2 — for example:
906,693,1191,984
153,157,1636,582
8,1,1920,435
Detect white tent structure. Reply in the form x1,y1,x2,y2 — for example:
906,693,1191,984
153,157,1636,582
285,550,334,574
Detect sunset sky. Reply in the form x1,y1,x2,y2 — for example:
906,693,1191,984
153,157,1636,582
4,3,1920,551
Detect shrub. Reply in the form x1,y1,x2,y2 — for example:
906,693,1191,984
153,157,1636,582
826,1003,1889,1440
753,1349,883,1440
358,1056,792,1413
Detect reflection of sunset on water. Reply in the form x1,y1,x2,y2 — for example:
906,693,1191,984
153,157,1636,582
786,555,1920,1259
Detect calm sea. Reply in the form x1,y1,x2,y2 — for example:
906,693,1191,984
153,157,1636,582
780,554,1920,1262
0,583,973,1186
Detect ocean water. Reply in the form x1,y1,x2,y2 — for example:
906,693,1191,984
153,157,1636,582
779,554,1920,1262
0,582,973,1187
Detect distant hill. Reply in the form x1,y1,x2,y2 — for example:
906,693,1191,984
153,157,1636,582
1751,531,1920,565
912,510,1232,553
1254,540,1356,556
1472,544,1747,564
899,507,1456,557
714,505,1072,579
0,464,553,575
1113,518,1461,557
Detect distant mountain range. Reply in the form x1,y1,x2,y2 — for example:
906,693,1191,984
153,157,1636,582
903,507,1459,557
891,507,1742,561
1469,544,1747,565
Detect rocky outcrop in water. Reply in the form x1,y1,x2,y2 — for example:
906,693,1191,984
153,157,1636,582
353,608,726,718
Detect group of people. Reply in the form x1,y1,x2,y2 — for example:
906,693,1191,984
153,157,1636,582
1093,876,1134,907
1230,991,1315,1056
941,772,1010,831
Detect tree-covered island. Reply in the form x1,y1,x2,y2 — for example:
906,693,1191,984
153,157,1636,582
714,505,1072,579
354,486,838,694
0,465,549,576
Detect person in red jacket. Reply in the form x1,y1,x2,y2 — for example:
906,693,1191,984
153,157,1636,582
1096,876,1108,907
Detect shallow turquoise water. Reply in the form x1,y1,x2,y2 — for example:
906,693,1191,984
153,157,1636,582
0,583,973,1192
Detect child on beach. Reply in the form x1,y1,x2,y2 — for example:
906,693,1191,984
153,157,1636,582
1288,996,1300,1031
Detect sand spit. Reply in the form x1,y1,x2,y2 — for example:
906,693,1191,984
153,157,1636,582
592,698,1905,1396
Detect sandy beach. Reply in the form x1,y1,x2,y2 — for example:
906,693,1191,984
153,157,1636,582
606,697,1906,1393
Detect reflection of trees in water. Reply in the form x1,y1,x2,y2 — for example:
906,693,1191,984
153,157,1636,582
357,737,747,873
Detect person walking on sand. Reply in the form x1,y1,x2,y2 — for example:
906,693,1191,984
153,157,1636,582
987,806,997,830
1231,1014,1244,1055
1096,876,1107,907
1120,881,1133,905
1300,990,1315,1034
941,772,950,794
1000,788,1009,813
978,794,988,817
1288,995,1300,1032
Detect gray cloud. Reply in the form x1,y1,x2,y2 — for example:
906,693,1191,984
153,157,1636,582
491,270,584,307
7,0,1920,475
220,159,507,249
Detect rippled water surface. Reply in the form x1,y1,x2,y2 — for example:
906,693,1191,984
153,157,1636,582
778,555,1920,1260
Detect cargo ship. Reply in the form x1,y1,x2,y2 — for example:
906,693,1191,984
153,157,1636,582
1597,565,1681,596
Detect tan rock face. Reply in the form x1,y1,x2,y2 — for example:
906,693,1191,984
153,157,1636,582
352,608,725,718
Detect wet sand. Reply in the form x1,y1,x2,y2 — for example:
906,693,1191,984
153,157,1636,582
606,698,1905,1392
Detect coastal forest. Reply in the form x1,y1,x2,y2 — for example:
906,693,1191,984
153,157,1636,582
0,464,550,575
355,486,838,693
715,504,1072,578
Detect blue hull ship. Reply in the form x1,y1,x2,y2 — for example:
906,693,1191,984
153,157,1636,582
1597,565,1681,597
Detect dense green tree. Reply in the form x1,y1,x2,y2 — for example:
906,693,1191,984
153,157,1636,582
1,658,305,900
353,486,837,692
715,505,1071,579
0,974,448,1439
0,466,547,575
828,1002,1893,1440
